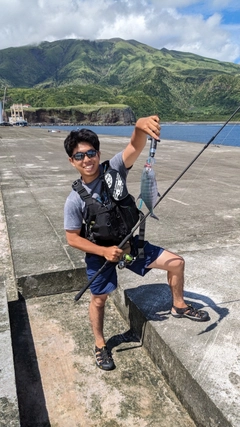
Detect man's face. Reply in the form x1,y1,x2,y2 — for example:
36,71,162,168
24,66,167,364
69,142,100,183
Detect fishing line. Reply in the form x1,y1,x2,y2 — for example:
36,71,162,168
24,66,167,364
74,105,240,301
135,108,240,257
214,120,239,146
153,108,240,215
126,112,240,260
163,116,240,218
162,144,220,213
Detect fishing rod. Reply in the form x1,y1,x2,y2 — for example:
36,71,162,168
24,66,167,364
74,105,240,301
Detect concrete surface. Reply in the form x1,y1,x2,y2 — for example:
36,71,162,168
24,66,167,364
0,126,239,426
8,292,197,427
0,189,20,427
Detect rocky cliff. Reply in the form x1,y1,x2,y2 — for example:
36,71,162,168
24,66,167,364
23,106,136,125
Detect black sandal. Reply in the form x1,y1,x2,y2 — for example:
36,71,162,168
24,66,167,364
171,304,210,322
95,346,115,371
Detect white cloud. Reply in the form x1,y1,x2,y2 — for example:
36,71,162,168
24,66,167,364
0,0,239,63
210,0,237,8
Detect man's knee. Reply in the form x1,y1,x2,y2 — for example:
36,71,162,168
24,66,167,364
91,293,108,309
168,255,185,273
177,256,185,271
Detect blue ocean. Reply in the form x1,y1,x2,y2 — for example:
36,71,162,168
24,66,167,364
40,123,240,147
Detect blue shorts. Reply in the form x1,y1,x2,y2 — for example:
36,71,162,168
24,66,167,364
85,236,164,295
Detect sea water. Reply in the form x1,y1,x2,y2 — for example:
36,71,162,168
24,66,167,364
35,123,240,147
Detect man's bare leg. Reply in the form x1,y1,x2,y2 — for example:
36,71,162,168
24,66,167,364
148,249,209,321
89,293,115,370
147,249,186,310
89,293,108,348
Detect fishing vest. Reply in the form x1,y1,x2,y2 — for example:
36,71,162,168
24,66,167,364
72,161,144,248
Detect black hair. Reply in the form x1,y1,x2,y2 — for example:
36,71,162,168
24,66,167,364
64,128,100,157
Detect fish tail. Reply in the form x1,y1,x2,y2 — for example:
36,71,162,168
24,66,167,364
150,212,159,220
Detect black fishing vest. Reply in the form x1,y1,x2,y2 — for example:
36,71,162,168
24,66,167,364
72,161,141,246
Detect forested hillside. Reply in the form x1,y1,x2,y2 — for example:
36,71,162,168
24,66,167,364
1,38,240,121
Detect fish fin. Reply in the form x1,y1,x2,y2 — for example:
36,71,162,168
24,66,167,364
137,196,143,209
150,212,159,220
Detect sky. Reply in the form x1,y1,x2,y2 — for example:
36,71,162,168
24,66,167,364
0,0,240,64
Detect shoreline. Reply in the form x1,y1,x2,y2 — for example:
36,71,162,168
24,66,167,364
30,120,240,126
1,125,240,149
2,120,240,128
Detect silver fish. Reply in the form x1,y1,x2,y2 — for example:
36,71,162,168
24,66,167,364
138,159,160,220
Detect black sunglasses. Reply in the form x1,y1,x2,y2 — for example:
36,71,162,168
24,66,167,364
72,149,98,161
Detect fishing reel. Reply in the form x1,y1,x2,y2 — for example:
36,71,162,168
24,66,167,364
118,253,134,270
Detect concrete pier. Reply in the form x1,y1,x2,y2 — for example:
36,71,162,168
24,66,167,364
0,126,239,426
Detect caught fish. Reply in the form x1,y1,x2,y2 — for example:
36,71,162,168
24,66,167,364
138,159,160,220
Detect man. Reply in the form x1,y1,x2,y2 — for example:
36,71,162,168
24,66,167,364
64,115,209,371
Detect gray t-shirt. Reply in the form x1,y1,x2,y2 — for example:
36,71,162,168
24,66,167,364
64,151,129,230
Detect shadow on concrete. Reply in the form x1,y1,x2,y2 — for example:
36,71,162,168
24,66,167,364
107,284,171,353
8,293,50,427
121,283,230,338
106,328,143,353
183,290,230,335
124,283,172,342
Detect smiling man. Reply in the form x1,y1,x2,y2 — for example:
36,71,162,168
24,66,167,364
63,116,209,371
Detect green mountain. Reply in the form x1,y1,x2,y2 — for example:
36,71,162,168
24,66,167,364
1,38,240,121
